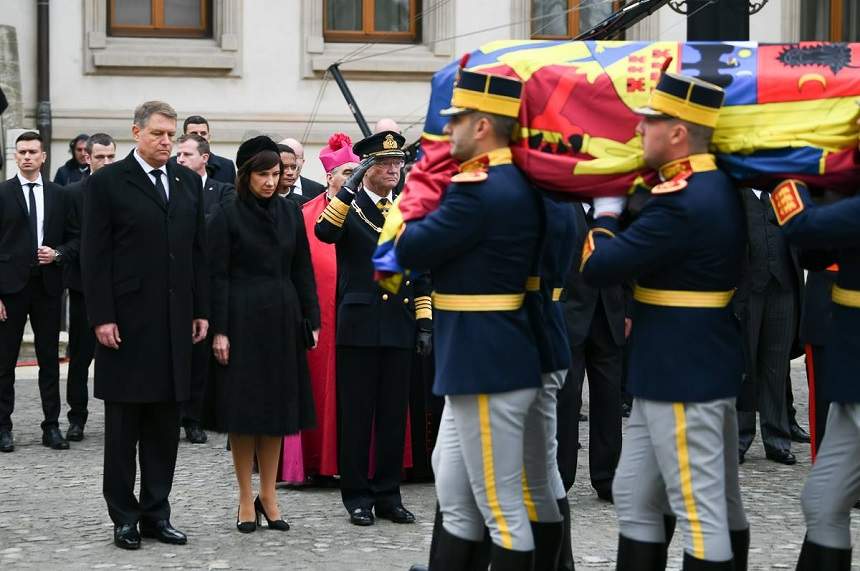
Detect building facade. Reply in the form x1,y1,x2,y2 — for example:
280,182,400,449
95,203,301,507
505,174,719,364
1,0,857,182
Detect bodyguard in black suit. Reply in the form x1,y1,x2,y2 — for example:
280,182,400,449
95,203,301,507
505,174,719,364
299,175,325,200
0,131,79,453
82,102,209,550
61,133,117,442
734,187,804,465
181,114,236,185
556,203,625,500
175,133,234,444
316,131,432,526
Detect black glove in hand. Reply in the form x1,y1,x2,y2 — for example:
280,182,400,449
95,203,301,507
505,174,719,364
342,157,376,194
416,329,433,357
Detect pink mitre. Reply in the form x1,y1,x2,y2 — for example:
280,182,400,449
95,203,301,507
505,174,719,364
319,132,360,172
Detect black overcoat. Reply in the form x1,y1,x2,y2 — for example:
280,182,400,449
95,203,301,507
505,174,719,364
81,152,209,403
205,192,320,435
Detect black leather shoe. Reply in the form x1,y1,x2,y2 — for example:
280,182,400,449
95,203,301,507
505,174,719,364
113,524,141,550
42,426,69,450
66,424,84,442
790,423,811,443
184,423,208,444
254,496,290,531
350,508,375,526
765,448,796,465
376,504,415,524
140,520,187,545
0,430,13,453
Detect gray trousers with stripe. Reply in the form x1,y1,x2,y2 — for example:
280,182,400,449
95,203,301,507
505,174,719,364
432,388,540,551
523,370,568,509
612,398,748,562
801,402,860,549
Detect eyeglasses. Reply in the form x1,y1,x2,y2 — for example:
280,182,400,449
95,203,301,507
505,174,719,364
375,159,405,169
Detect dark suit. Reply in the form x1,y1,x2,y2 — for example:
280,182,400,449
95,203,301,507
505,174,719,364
734,188,803,455
0,176,79,431
62,179,96,427
280,191,310,206
182,177,234,429
557,204,625,492
316,185,431,513
206,153,236,185
81,151,208,525
299,176,325,200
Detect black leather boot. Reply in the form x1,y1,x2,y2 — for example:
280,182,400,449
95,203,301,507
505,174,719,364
409,504,443,571
729,528,750,571
411,511,485,571
557,498,574,571
530,521,563,571
663,514,676,549
490,544,534,571
796,536,852,571
681,552,733,570
616,534,667,571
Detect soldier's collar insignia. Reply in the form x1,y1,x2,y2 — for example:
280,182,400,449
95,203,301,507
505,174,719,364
460,147,512,173
658,153,717,181
383,134,398,150
771,179,806,226
651,178,688,195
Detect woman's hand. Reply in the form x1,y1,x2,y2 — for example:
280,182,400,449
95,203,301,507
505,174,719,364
311,329,320,349
213,334,230,365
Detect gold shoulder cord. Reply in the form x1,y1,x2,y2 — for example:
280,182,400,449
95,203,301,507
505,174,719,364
352,203,383,234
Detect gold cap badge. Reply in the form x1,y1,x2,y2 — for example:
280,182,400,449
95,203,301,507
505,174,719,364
383,134,398,150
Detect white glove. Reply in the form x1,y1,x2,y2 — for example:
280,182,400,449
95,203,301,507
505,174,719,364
592,196,626,218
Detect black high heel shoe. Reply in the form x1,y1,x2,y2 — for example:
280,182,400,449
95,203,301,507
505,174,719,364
254,496,290,531
236,505,257,533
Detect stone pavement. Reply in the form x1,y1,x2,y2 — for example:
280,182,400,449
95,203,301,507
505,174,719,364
0,360,857,570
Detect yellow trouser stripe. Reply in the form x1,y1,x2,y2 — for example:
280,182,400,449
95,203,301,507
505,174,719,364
634,286,734,308
521,470,538,522
478,394,512,549
832,285,860,308
673,403,705,559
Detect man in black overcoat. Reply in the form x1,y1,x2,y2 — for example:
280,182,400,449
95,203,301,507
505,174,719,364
0,131,79,453
556,203,626,502
81,101,209,550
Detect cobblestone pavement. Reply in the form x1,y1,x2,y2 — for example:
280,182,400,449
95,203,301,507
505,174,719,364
0,360,857,570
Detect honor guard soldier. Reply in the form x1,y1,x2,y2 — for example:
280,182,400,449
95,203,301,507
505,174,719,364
314,131,433,527
771,108,860,570
580,73,750,570
523,194,580,569
397,69,544,570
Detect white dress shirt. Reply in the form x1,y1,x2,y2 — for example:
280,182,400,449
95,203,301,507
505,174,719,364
293,177,303,196
364,188,394,206
201,174,208,189
17,173,45,246
134,149,170,200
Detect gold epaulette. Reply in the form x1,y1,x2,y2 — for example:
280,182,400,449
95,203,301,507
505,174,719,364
451,170,488,184
651,178,688,195
317,196,351,227
832,285,860,308
414,295,433,320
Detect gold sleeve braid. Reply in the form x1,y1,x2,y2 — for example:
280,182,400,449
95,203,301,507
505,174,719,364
319,196,352,228
414,295,433,320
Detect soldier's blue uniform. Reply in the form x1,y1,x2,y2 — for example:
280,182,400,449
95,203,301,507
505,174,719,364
582,73,750,570
398,69,545,569
770,179,860,568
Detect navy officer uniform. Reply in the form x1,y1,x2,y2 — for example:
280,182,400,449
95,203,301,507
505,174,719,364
315,130,432,526
581,73,749,570
397,70,544,569
769,175,860,569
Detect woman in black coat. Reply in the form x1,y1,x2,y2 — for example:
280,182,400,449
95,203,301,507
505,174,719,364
205,136,320,532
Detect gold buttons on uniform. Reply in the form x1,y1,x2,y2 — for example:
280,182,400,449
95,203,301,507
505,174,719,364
405,280,411,286
403,298,410,304
382,294,389,301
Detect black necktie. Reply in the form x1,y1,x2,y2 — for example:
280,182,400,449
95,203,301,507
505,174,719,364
26,182,38,254
151,169,168,205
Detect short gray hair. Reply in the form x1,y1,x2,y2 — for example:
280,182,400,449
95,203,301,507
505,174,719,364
133,100,177,128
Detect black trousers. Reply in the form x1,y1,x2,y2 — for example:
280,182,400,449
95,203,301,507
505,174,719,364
181,334,209,427
66,289,95,427
337,345,412,513
738,283,797,454
557,301,623,492
0,273,62,431
103,400,180,525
